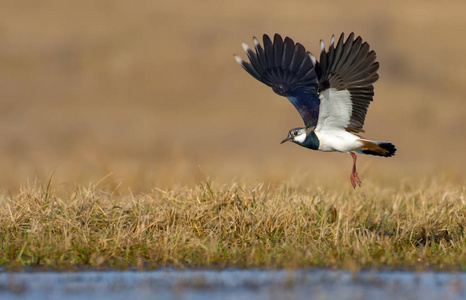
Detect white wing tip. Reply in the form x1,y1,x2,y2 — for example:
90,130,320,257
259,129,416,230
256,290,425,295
234,54,243,64
320,40,325,52
242,42,251,52
253,37,260,47
308,52,316,65
330,35,335,47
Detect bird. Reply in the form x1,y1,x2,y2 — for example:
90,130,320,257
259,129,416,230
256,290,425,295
234,33,396,188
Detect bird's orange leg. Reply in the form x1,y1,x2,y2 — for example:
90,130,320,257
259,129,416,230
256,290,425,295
350,152,361,188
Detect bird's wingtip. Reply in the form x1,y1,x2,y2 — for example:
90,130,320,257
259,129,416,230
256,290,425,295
241,42,250,52
234,54,243,64
308,52,316,65
253,36,260,46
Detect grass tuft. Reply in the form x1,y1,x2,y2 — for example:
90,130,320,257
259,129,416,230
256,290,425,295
0,180,464,271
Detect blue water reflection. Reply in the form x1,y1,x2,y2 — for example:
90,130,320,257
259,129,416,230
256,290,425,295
0,269,464,300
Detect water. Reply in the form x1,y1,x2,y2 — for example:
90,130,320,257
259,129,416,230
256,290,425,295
0,269,464,300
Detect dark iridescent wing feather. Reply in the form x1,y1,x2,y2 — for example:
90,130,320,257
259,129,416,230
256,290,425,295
235,34,320,127
316,33,379,133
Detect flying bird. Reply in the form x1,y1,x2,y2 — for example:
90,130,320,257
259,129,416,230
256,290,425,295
234,33,396,188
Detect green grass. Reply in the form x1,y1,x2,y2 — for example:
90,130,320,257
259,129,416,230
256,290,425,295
0,179,464,271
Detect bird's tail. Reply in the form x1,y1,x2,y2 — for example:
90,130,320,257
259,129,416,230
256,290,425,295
358,140,396,157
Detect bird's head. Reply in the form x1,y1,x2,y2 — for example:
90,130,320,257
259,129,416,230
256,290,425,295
281,127,308,145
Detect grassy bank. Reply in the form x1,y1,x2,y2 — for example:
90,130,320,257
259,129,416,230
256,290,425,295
0,179,464,271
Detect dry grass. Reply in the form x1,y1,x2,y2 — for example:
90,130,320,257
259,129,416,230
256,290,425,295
0,177,464,271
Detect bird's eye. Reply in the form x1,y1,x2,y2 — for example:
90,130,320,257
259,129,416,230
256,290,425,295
293,131,298,136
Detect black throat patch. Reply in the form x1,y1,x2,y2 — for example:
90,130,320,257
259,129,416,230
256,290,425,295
301,130,320,150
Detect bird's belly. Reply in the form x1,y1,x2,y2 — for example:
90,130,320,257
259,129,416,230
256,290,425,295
315,130,363,153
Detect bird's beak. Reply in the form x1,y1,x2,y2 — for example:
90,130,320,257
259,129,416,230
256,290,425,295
280,136,290,144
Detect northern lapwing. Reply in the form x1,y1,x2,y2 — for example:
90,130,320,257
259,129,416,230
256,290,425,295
234,33,396,188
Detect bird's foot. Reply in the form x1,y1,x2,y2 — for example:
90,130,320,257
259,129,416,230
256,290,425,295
350,171,362,189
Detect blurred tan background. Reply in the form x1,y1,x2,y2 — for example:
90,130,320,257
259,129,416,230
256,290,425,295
0,0,465,191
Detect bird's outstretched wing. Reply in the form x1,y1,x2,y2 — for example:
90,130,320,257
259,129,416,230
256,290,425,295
235,34,320,127
315,33,379,133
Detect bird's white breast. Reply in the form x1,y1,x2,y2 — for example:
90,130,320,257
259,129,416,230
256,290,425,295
315,129,363,153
